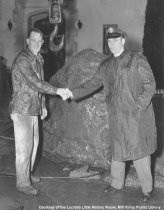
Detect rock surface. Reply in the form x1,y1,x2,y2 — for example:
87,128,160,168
43,49,110,168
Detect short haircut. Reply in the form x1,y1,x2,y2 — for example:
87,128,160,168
27,28,43,39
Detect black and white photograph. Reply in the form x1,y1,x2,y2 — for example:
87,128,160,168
0,0,164,209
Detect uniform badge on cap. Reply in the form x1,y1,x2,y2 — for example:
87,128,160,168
108,27,114,33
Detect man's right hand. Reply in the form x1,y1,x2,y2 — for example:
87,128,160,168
56,88,73,100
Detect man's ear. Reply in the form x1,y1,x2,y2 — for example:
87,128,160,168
26,38,29,45
122,37,125,45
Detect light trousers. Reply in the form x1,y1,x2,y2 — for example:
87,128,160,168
111,156,152,193
11,113,39,188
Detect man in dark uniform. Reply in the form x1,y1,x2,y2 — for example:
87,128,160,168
69,27,157,202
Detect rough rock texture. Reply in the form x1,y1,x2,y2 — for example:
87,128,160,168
43,49,110,168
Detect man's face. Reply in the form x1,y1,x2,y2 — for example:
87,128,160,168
107,37,125,56
26,31,44,55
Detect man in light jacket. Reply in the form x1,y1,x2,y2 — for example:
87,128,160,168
10,28,70,195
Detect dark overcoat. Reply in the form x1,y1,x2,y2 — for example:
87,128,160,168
71,50,157,161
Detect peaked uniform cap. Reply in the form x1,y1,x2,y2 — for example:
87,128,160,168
106,27,127,39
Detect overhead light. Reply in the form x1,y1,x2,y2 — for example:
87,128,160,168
48,0,63,24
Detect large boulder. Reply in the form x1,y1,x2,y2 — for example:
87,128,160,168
43,49,111,168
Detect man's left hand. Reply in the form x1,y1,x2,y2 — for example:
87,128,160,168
41,108,47,120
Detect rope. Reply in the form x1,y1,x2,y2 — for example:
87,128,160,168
0,135,14,140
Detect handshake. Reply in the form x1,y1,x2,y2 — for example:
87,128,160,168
56,88,73,101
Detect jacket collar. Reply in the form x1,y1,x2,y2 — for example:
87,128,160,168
25,47,39,60
112,49,128,60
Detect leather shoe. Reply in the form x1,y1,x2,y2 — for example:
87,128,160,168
104,185,120,193
142,191,152,202
17,185,40,195
31,175,41,183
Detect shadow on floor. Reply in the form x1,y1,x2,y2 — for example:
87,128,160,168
0,154,164,210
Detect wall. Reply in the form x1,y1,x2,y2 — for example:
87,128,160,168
0,0,77,67
76,0,147,53
0,0,147,67
0,0,16,65
0,0,53,67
